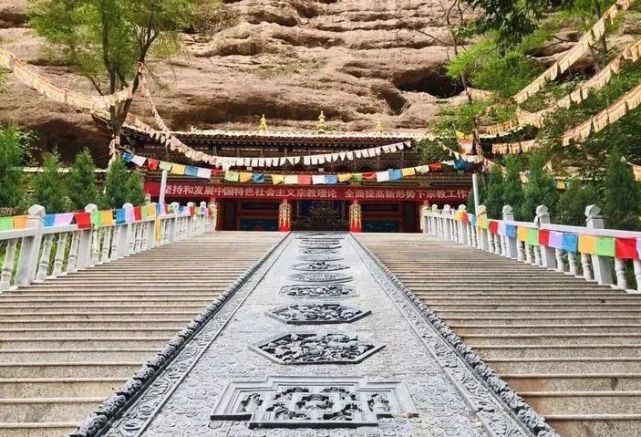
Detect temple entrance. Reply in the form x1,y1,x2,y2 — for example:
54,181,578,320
292,201,348,231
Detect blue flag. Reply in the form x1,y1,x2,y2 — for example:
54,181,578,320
184,166,199,177
252,173,265,183
389,169,403,181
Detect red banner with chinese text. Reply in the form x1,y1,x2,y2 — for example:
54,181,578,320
144,182,470,203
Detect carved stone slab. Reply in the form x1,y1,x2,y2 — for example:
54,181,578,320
299,242,342,250
288,272,353,283
251,333,384,364
291,261,350,272
300,248,339,255
297,255,345,262
268,303,370,325
210,377,417,429
296,233,345,240
279,284,357,298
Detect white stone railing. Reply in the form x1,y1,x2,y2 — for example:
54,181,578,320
424,203,641,293
0,201,213,292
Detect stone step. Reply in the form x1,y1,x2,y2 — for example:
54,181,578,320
0,327,180,338
0,378,126,398
0,311,198,321
0,397,102,423
452,324,641,334
438,309,641,317
487,358,641,374
523,391,641,415
503,374,641,392
421,297,641,305
0,320,189,329
430,303,639,311
464,333,641,346
475,345,641,359
0,303,207,311
0,362,143,379
0,297,215,304
547,416,641,437
0,422,76,437
445,317,641,325
0,349,156,363
0,338,167,350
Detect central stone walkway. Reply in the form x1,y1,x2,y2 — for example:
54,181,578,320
102,233,544,437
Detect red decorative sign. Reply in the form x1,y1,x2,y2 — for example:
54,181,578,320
145,182,470,202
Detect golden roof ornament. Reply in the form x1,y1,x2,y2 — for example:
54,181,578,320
317,111,326,134
258,114,268,133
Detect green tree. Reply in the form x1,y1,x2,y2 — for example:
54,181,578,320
0,126,30,211
520,152,559,220
484,165,505,218
68,149,99,210
29,0,227,143
32,153,69,213
125,171,146,206
102,157,130,209
502,156,525,218
555,180,601,226
603,147,641,230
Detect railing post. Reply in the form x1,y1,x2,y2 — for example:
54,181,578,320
457,205,468,245
502,205,517,259
585,205,613,286
535,205,556,269
118,203,134,257
76,204,97,270
15,205,46,286
477,205,489,251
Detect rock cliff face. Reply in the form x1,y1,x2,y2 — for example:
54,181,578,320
0,0,465,162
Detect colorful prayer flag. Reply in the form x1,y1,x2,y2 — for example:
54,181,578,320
517,226,528,242
376,171,390,182
325,175,338,184
539,229,550,247
548,231,564,249
184,166,199,177
561,233,578,252
389,169,403,181
196,167,212,179
363,172,377,181
338,174,352,183
224,171,240,182
131,155,147,167
0,217,12,231
171,164,186,175
147,159,159,170
54,213,74,227
101,210,114,227
12,215,27,229
352,173,363,182
527,228,539,246
159,161,172,171
414,165,429,174
91,211,102,227
252,173,265,183
239,172,253,183
115,209,127,225
299,175,312,185
578,235,597,254
615,237,638,259
488,220,499,234
595,236,615,257
285,175,299,185
401,167,416,177
272,174,285,185
312,175,325,185
73,212,92,229
43,214,55,227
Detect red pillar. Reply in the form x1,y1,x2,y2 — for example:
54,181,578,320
349,200,362,233
278,199,292,232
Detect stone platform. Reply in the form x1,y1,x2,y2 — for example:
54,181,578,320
96,233,549,437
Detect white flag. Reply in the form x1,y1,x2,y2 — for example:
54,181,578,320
131,155,147,167
376,171,390,182
312,175,325,185
196,168,212,179
339,152,346,160
304,156,311,166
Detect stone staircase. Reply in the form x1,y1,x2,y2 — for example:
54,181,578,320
359,234,641,437
0,231,281,437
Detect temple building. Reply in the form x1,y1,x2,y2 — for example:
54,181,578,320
114,118,472,233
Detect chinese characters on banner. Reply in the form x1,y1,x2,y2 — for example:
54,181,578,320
144,182,470,202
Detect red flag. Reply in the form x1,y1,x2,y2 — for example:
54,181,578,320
147,159,159,170
488,220,499,234
73,212,92,229
539,229,550,247
133,206,142,221
189,206,196,217
298,175,312,185
429,163,443,172
615,237,638,259
461,213,469,225
363,172,377,180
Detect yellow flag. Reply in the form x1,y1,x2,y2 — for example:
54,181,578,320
401,167,416,177
239,172,253,183
100,210,114,226
578,235,597,254
272,174,285,185
338,173,352,183
170,164,186,175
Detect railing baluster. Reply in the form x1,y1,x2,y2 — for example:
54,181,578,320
0,239,18,292
36,234,54,281
52,233,68,277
